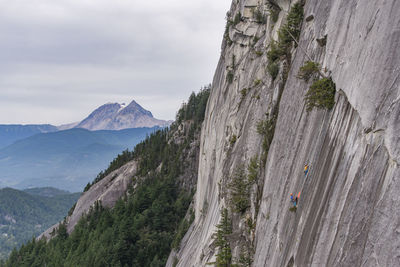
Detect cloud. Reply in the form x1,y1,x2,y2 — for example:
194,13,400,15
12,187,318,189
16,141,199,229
0,0,231,124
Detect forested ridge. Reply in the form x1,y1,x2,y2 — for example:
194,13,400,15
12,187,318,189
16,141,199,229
0,188,80,260
1,87,210,267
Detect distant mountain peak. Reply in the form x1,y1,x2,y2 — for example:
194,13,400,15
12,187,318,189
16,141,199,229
117,100,153,118
74,100,170,131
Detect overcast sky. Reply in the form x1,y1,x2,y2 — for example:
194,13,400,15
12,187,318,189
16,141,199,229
0,0,231,125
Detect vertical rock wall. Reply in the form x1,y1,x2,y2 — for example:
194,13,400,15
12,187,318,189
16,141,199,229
170,0,279,264
171,0,400,266
254,0,400,266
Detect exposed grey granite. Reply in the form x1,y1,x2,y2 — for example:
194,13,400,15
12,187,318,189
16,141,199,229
171,0,400,266
253,0,400,266
38,160,137,239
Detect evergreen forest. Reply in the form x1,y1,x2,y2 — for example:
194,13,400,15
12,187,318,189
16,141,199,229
1,87,210,267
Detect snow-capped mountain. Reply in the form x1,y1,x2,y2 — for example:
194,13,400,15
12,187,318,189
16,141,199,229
75,100,171,131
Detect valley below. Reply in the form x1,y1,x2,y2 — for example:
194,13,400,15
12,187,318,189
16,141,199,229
0,187,80,259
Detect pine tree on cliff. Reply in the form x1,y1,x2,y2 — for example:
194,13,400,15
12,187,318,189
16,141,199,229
215,208,232,267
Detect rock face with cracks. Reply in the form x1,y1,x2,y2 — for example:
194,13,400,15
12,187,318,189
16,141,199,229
38,161,137,240
170,0,400,266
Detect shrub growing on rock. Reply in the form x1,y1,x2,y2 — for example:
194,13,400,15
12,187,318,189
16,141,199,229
224,19,233,46
255,50,263,57
230,134,237,145
289,206,297,212
227,70,234,84
305,77,336,111
247,156,259,184
233,12,242,26
257,115,277,163
268,4,281,23
254,79,262,86
253,36,260,45
267,41,285,62
267,62,279,80
297,61,320,81
256,116,276,152
240,88,248,99
253,7,266,24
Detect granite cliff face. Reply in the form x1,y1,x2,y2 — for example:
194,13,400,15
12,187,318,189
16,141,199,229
170,0,400,266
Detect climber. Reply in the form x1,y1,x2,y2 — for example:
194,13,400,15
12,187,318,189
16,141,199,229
304,164,309,177
290,193,296,207
296,191,301,205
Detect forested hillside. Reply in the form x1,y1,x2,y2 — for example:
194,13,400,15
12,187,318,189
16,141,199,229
0,188,80,259
23,187,71,198
1,87,210,267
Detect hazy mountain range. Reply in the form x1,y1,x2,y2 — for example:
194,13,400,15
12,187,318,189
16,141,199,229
0,124,58,149
0,127,157,192
0,100,170,192
0,100,171,149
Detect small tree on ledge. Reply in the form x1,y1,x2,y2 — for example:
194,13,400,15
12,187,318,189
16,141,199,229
304,77,336,111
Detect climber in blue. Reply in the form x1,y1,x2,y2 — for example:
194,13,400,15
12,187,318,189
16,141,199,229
290,193,296,207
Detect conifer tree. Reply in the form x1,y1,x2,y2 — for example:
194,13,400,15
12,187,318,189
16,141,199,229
215,208,232,267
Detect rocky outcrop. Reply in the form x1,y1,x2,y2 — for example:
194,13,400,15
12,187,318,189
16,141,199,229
38,160,137,239
171,0,400,266
76,100,171,130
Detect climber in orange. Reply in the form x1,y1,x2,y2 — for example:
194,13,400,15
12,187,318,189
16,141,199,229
296,191,301,205
304,164,309,177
